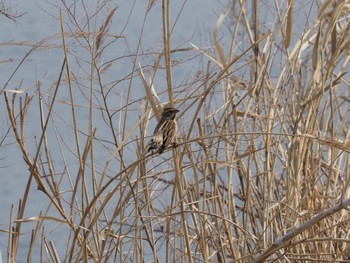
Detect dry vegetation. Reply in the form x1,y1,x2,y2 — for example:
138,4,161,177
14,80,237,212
2,0,350,262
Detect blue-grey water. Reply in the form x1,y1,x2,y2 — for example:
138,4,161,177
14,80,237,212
0,1,227,262
0,1,319,262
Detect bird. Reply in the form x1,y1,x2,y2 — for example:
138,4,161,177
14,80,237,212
147,106,179,154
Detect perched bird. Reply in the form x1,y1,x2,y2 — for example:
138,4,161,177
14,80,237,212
147,106,179,154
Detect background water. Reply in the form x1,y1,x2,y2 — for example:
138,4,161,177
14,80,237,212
0,1,319,262
0,1,227,262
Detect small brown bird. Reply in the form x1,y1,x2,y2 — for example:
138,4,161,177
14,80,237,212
147,106,179,154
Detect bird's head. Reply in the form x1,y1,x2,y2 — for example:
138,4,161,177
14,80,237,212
161,106,179,120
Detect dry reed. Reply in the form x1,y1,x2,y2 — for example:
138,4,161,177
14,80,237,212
2,0,350,262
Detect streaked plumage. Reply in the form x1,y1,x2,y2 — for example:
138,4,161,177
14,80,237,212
147,106,179,154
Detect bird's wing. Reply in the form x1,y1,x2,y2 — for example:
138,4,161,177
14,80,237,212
153,118,167,134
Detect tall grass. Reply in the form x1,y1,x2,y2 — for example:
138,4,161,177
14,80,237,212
2,0,350,262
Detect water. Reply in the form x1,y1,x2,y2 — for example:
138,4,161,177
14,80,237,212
0,0,226,262
0,1,324,261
